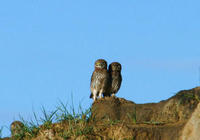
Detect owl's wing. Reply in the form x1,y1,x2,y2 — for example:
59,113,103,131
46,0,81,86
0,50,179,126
90,71,95,88
102,71,111,96
90,71,97,89
101,70,109,89
119,73,122,84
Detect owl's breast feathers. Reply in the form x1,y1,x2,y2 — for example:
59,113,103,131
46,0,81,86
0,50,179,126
90,69,109,91
110,71,122,93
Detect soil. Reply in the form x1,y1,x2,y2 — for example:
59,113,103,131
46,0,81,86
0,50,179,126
2,87,200,140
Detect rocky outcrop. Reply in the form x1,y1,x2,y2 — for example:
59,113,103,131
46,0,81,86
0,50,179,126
91,87,200,140
181,101,200,140
1,87,200,140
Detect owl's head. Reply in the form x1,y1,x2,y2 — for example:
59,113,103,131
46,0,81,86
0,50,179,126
95,59,107,69
109,62,122,72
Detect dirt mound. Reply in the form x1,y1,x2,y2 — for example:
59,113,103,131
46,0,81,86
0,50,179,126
91,97,136,122
92,87,200,124
2,87,200,140
91,86,200,140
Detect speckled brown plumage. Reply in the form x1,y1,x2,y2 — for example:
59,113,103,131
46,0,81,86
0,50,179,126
105,62,122,97
90,59,110,101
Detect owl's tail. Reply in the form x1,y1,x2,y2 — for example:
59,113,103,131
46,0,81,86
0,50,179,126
89,93,93,98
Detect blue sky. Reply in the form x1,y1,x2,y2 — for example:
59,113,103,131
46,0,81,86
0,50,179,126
0,0,200,137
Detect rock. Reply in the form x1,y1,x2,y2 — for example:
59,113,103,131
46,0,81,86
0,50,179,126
181,100,200,140
10,121,25,138
91,87,200,140
3,87,200,140
91,97,136,122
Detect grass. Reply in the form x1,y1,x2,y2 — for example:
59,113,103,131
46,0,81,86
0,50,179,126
56,100,93,138
178,92,200,105
40,106,58,129
107,119,120,125
15,100,93,139
127,106,137,124
19,114,40,139
13,99,140,139
0,126,3,138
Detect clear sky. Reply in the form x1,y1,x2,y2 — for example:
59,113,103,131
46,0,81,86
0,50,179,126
0,0,200,137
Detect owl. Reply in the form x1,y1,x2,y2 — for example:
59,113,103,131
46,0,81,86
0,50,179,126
90,59,110,101
106,62,122,97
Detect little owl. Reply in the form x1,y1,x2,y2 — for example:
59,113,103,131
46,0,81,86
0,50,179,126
90,59,110,101
105,62,122,97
